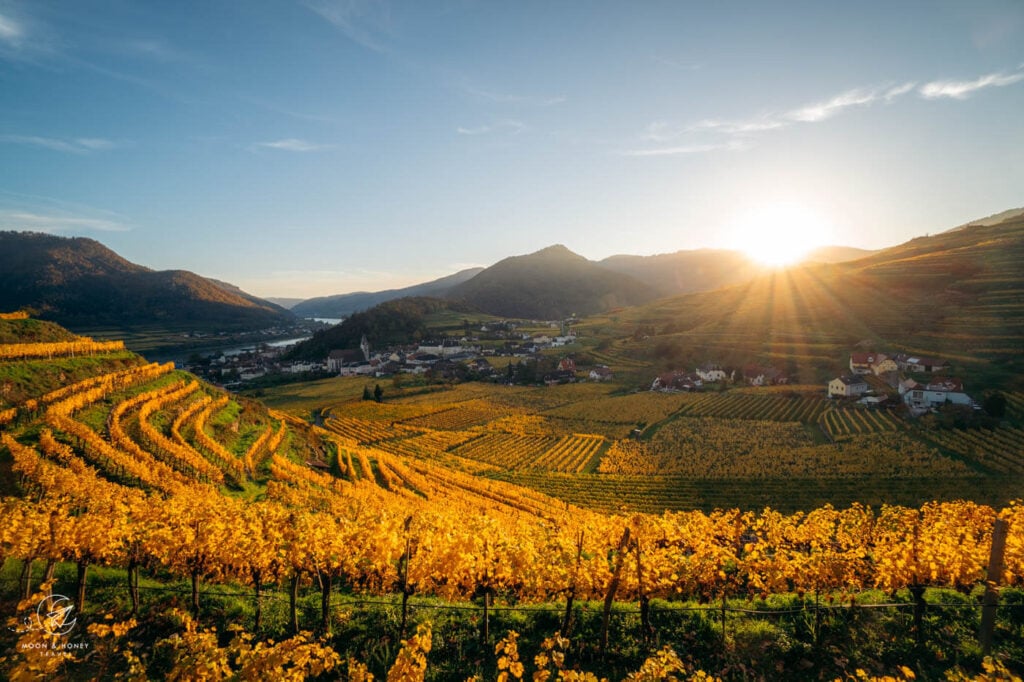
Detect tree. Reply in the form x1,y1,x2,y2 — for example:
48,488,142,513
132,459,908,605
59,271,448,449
362,386,372,401
982,391,1007,419
373,384,383,403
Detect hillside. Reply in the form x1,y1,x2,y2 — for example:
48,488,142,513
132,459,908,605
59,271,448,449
291,267,484,319
0,232,294,332
803,245,877,263
447,244,657,318
618,213,1024,390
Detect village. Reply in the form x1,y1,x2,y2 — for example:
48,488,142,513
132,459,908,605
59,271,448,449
180,317,977,419
652,350,976,418
182,321,617,390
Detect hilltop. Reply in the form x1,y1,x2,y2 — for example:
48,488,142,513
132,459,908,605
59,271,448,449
0,231,295,333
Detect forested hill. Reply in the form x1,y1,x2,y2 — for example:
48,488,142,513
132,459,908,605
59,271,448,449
284,297,464,360
0,231,294,331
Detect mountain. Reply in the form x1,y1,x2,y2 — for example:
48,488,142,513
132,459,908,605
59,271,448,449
624,211,1024,390
599,249,765,296
446,244,658,319
0,231,294,331
291,267,485,319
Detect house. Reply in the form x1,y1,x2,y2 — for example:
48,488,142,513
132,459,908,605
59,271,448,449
327,348,364,373
871,355,898,376
470,358,495,376
338,361,374,377
543,370,577,386
894,353,950,374
283,361,321,374
742,366,787,386
375,361,401,377
828,375,869,398
589,366,613,381
744,366,769,386
903,377,972,412
652,371,702,392
557,357,577,373
849,353,877,375
898,378,919,395
696,363,728,383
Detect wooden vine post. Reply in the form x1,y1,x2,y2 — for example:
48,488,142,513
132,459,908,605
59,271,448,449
399,515,414,639
600,526,631,657
562,529,585,636
480,539,492,645
635,536,653,647
979,518,1009,655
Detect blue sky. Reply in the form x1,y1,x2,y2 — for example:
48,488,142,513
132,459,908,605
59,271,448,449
1,1,1022,298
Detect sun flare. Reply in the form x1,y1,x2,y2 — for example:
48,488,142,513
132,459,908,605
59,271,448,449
728,202,831,267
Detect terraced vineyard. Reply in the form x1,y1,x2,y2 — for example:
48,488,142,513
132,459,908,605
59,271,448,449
918,425,1024,475
672,391,830,423
819,405,904,439
4,313,1024,680
297,372,1024,509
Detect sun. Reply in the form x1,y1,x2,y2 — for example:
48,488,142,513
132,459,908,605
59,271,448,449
727,202,831,267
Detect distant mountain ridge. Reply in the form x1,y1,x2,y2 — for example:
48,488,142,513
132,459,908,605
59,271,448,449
291,241,874,319
0,231,294,331
291,267,484,319
446,244,657,319
599,249,765,296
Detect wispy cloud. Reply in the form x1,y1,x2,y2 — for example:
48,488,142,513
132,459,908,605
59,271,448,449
919,69,1024,99
785,87,883,123
884,82,917,101
456,120,526,136
0,134,118,154
686,119,786,135
626,65,1021,159
254,138,331,152
463,84,566,107
0,210,129,233
0,12,23,44
302,0,392,53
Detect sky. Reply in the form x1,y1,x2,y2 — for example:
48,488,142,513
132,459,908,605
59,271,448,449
1,1,1022,299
